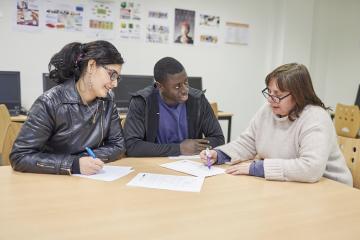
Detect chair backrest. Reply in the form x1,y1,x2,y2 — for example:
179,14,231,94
210,102,219,118
337,135,360,189
334,103,360,138
1,122,22,166
0,104,12,155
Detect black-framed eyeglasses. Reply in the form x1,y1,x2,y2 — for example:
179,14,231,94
101,65,121,83
261,88,291,103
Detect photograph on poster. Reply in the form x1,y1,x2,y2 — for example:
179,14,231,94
174,8,195,45
199,14,220,27
16,0,40,27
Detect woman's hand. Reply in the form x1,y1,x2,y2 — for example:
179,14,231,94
199,149,217,166
225,161,252,175
79,156,104,175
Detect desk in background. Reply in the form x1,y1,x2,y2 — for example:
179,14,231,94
1,157,360,240
11,112,233,142
218,111,233,143
10,114,27,122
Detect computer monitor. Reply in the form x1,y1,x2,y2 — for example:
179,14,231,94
43,73,58,92
113,75,154,112
355,84,360,107
0,71,21,114
188,76,202,90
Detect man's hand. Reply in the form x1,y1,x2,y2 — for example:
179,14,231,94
180,139,210,155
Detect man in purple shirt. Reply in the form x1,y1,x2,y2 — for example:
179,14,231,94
124,57,225,157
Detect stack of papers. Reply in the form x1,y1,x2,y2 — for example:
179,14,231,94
161,160,225,177
73,166,133,181
127,172,204,192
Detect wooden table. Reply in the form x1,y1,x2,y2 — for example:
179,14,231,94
1,157,360,240
10,114,27,122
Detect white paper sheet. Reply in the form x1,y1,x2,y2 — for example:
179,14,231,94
73,166,133,181
127,172,204,192
161,160,225,177
168,155,200,160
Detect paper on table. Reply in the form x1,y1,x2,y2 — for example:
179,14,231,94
73,166,133,181
168,155,200,160
161,160,225,177
127,172,204,192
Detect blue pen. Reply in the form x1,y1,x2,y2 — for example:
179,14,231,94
85,147,96,159
205,147,211,170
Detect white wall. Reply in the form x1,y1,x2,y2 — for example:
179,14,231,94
310,0,360,109
0,0,358,140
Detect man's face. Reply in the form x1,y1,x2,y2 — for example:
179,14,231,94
158,70,189,105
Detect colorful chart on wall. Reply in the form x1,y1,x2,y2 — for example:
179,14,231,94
14,0,41,32
44,0,84,31
86,0,116,39
119,1,142,40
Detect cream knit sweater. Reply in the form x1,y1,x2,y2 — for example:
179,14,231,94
217,103,353,186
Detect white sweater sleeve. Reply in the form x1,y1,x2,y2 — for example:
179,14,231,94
215,107,262,162
264,110,332,183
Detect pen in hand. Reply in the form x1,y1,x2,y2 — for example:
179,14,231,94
206,147,211,170
85,147,96,159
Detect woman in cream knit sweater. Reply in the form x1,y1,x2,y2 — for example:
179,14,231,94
201,63,352,186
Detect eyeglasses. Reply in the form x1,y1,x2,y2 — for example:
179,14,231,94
101,65,121,83
262,88,291,103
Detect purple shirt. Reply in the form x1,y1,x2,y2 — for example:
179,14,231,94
156,93,188,144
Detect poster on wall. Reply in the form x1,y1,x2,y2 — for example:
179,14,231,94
198,13,220,45
146,10,169,44
119,1,141,40
86,0,116,39
224,22,249,45
14,0,41,31
174,8,195,45
44,0,84,31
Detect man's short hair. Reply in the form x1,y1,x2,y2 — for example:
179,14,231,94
154,57,185,83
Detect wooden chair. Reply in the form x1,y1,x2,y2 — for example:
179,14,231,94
1,122,22,166
334,103,360,138
210,102,219,118
0,104,11,155
337,135,360,189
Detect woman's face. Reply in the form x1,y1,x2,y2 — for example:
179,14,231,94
267,78,296,117
92,63,122,98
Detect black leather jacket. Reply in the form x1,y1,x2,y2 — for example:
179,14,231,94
10,79,125,175
124,86,225,157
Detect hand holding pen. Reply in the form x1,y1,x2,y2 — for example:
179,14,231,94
78,147,104,175
200,149,217,167
205,148,211,169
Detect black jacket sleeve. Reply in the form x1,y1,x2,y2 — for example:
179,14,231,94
124,96,181,157
199,96,225,148
10,96,75,175
91,102,126,161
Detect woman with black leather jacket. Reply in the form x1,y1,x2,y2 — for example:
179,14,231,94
10,40,126,175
